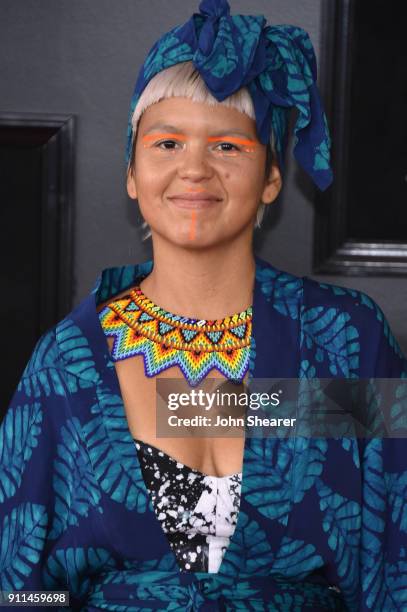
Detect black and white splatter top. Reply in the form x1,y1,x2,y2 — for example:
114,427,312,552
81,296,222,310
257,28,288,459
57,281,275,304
134,438,242,573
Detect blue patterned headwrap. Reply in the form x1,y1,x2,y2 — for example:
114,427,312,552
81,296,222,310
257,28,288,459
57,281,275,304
126,0,333,190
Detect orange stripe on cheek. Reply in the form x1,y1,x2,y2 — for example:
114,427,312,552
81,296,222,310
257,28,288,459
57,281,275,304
189,210,197,241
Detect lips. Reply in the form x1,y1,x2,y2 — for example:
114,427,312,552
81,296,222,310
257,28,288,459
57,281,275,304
167,192,222,209
168,192,222,201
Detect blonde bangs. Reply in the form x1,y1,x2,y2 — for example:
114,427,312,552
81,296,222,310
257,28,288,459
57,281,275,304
130,61,256,135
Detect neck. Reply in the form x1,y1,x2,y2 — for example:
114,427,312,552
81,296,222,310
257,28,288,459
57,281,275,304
139,235,256,320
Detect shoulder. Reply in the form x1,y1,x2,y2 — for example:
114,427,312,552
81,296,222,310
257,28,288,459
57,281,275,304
14,324,71,401
301,276,407,376
254,256,379,316
303,275,378,312
254,255,381,317
255,257,406,375
21,292,106,397
302,275,395,337
20,325,62,378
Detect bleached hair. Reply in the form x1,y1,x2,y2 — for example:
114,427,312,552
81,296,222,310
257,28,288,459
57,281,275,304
127,61,277,241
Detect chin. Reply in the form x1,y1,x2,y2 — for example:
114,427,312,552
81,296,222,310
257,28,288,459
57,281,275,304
169,234,218,249
151,226,225,250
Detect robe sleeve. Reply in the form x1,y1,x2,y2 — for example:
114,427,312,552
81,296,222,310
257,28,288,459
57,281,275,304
302,278,407,610
356,299,407,610
0,327,73,609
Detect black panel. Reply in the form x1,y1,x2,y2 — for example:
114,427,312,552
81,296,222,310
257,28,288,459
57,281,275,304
348,0,407,240
313,0,407,275
0,146,42,405
0,114,74,415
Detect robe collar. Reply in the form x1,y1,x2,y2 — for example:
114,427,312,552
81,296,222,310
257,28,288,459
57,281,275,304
70,254,303,381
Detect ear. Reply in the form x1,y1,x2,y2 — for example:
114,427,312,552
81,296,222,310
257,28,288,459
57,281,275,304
261,160,282,205
126,168,138,200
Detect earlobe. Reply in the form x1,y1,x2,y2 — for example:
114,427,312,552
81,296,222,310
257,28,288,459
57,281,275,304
261,163,282,205
127,170,138,200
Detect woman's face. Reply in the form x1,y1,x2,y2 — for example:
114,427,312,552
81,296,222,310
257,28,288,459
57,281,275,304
127,96,281,249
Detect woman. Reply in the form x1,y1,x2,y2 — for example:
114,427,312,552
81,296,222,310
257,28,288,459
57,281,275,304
1,1,406,610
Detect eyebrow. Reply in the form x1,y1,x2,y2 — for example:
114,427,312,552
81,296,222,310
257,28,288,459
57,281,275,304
142,123,257,143
142,132,187,141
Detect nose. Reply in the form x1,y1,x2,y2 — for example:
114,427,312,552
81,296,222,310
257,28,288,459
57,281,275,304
177,142,214,181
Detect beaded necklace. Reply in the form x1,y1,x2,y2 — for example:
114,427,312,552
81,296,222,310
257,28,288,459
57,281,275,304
98,285,252,386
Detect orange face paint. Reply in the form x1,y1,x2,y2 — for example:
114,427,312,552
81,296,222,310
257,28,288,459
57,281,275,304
189,210,197,241
142,132,188,142
207,136,258,147
142,133,257,147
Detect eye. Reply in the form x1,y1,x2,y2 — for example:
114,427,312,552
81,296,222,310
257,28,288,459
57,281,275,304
215,142,241,152
156,139,180,150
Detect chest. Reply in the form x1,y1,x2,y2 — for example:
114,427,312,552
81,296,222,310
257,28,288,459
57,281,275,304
107,336,246,478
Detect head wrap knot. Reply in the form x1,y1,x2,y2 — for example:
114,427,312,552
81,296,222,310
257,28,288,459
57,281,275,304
199,0,230,19
126,0,333,190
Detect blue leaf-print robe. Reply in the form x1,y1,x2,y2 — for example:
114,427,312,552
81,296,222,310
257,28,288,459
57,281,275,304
1,255,406,611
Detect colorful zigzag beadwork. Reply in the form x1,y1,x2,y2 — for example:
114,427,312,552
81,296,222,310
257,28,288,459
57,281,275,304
98,286,252,385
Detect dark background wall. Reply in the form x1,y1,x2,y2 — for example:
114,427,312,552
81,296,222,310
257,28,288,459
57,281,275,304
1,0,406,353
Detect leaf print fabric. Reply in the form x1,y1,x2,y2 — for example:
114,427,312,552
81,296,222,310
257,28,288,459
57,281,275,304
1,502,48,592
0,255,406,610
0,402,43,503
